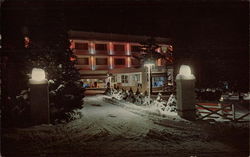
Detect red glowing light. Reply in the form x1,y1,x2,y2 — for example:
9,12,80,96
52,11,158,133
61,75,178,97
24,36,30,48
70,57,76,61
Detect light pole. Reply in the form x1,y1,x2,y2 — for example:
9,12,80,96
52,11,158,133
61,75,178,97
176,65,196,120
144,60,155,104
29,68,50,125
107,73,112,88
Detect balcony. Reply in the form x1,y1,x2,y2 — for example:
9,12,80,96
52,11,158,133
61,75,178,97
73,49,90,55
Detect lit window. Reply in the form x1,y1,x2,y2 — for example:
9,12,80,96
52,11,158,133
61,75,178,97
24,36,30,48
134,74,140,82
161,46,167,53
112,76,116,82
153,76,165,87
121,75,128,83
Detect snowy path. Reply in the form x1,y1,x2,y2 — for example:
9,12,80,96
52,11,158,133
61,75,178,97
80,95,154,139
2,95,249,157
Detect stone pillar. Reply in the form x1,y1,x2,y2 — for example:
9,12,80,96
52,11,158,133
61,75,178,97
141,67,148,93
29,79,50,125
176,66,196,120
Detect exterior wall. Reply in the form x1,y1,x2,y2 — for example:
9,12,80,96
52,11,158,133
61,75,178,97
71,40,141,71
69,31,174,90
109,69,148,93
71,40,172,71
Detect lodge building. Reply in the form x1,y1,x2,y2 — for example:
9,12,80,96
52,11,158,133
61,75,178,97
68,30,174,92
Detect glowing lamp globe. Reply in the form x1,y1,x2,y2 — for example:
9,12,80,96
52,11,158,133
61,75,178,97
179,65,192,76
176,65,195,80
31,68,46,81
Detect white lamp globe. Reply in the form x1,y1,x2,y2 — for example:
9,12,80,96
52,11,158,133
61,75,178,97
179,65,192,76
31,68,46,81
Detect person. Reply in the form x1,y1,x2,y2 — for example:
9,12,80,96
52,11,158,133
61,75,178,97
107,82,110,88
135,88,140,95
129,87,133,94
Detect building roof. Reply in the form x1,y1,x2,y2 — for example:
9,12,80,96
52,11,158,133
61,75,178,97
68,30,173,44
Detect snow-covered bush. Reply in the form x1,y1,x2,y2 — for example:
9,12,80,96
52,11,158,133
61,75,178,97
104,87,112,96
164,94,177,112
134,92,145,105
126,88,136,103
49,81,85,123
111,89,123,100
2,89,31,127
150,93,177,115
111,88,128,101
65,109,83,122
110,88,150,106
150,93,167,112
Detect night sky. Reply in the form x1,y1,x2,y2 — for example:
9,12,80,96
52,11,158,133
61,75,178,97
64,1,248,46
2,0,249,90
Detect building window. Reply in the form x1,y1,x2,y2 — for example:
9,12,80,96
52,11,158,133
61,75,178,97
77,58,89,65
112,76,116,82
133,74,140,82
75,42,88,50
121,75,128,83
95,43,107,51
153,76,165,87
96,58,108,65
161,46,167,53
114,58,125,65
131,45,141,52
114,44,125,52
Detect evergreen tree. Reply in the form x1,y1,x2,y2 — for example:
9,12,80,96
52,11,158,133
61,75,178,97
132,37,174,66
24,1,84,121
132,37,174,92
132,37,164,65
2,0,84,125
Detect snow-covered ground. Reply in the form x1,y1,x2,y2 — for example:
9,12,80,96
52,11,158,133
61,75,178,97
2,95,249,157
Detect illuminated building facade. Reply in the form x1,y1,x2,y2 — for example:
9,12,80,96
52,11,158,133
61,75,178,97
68,30,174,92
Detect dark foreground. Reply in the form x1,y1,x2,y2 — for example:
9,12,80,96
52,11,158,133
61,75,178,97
2,95,249,157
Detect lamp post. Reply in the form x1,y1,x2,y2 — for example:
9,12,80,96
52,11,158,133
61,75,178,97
144,60,155,104
29,68,50,125
176,65,196,120
107,73,112,88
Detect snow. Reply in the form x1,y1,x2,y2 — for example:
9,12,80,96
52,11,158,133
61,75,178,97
176,73,195,80
221,92,250,101
16,90,29,100
2,95,249,156
243,92,250,100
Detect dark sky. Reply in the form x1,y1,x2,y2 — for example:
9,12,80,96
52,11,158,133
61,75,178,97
3,0,248,49
64,0,249,48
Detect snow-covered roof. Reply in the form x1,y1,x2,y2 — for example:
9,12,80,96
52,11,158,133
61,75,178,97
68,30,173,44
79,68,145,78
